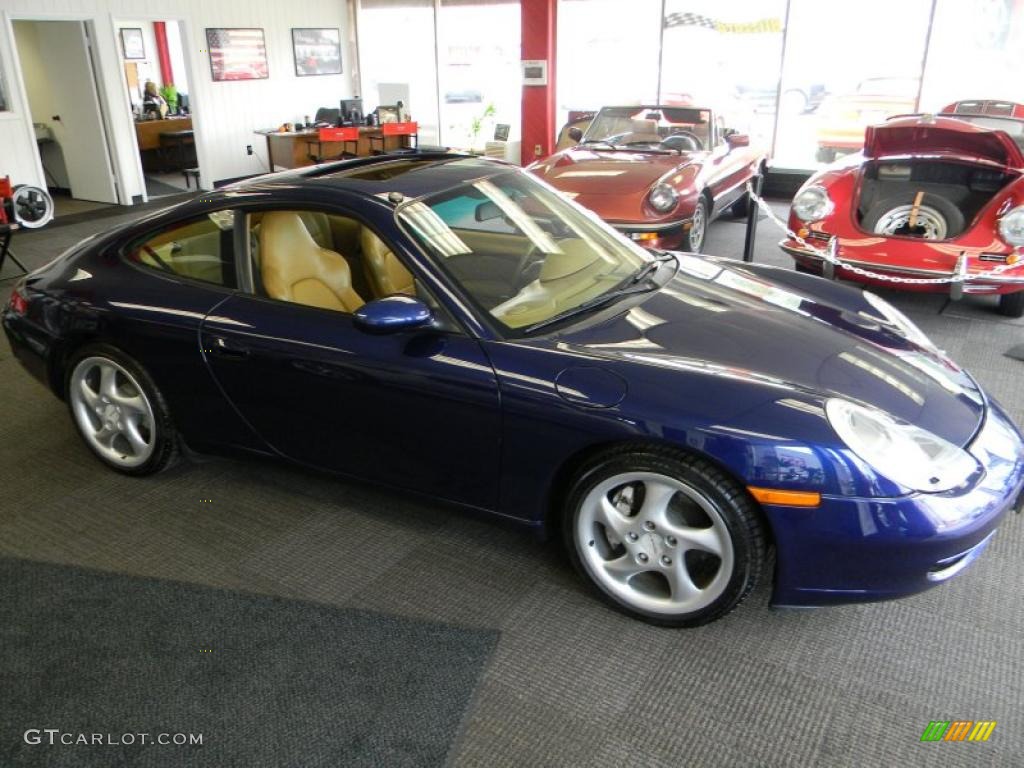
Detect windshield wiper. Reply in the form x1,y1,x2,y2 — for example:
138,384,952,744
627,252,677,285
579,139,618,150
522,254,677,334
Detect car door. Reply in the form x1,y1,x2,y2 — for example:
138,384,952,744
198,204,502,510
705,118,753,212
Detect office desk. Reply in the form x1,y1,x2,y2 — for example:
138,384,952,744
255,127,412,170
135,117,193,151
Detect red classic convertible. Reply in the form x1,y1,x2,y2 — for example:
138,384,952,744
529,105,765,252
781,100,1024,317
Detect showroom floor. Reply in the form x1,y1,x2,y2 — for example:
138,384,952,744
1,200,1022,767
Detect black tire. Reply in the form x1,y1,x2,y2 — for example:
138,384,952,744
862,193,966,240
998,291,1024,318
795,262,818,275
684,195,708,253
562,445,767,627
65,344,178,476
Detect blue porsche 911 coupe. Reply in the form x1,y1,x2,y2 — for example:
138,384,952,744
4,153,1023,626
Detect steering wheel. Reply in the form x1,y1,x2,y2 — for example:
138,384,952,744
661,131,703,151
513,244,543,292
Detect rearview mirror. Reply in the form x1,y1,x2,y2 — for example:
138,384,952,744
354,296,433,335
475,200,503,222
725,132,750,149
568,126,583,142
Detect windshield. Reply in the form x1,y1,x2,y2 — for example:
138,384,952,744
582,106,713,152
397,170,649,333
946,115,1024,150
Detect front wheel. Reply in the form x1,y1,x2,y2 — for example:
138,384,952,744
684,196,708,253
66,345,178,475
563,447,767,627
998,290,1024,318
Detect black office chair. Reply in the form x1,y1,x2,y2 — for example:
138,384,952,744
314,107,340,126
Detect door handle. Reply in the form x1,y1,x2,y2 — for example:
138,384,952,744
205,336,250,358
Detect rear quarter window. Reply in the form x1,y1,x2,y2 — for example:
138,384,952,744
126,211,237,288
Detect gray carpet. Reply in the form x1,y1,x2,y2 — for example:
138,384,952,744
0,556,496,768
0,203,1022,767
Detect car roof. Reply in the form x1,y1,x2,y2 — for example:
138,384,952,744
220,152,513,204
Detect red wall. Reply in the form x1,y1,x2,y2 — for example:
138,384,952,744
520,0,557,166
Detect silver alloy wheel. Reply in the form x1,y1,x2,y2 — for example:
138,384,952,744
69,357,156,468
872,204,948,240
576,471,734,616
689,199,706,251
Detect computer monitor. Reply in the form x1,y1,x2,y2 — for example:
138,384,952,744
339,98,363,126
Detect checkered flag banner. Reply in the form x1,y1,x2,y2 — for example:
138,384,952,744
664,11,716,29
664,11,782,33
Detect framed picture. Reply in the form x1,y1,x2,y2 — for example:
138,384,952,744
120,28,145,60
206,28,269,82
292,28,342,77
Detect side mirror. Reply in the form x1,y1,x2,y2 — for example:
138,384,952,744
354,296,433,335
725,132,750,149
568,126,583,142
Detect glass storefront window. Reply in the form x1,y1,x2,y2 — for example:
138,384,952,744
919,0,1024,111
359,0,442,145
773,0,931,169
437,0,521,152
660,1,786,151
556,0,662,131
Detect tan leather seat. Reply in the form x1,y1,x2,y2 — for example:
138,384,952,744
260,212,364,312
361,228,415,298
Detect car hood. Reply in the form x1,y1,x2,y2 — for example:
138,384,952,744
865,116,1024,167
556,256,985,447
530,148,696,195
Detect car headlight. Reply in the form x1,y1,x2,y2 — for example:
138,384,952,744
792,185,833,222
998,205,1024,247
862,290,935,350
648,183,678,213
825,398,979,493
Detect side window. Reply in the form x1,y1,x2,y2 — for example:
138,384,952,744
247,209,420,314
128,211,237,288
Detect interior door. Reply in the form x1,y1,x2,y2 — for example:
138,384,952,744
199,296,502,510
23,21,118,203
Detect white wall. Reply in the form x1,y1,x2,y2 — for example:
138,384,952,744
1,0,356,200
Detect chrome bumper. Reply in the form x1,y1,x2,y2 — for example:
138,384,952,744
780,240,1024,296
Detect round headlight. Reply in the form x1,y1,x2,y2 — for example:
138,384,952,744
648,183,679,213
825,398,979,493
998,205,1024,247
792,185,833,222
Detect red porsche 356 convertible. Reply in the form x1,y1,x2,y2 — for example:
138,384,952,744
529,105,765,253
781,99,1024,317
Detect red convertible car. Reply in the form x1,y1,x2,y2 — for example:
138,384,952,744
529,106,765,253
781,100,1024,317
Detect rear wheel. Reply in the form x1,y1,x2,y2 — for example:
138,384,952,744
563,447,766,627
998,291,1024,318
66,345,178,475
